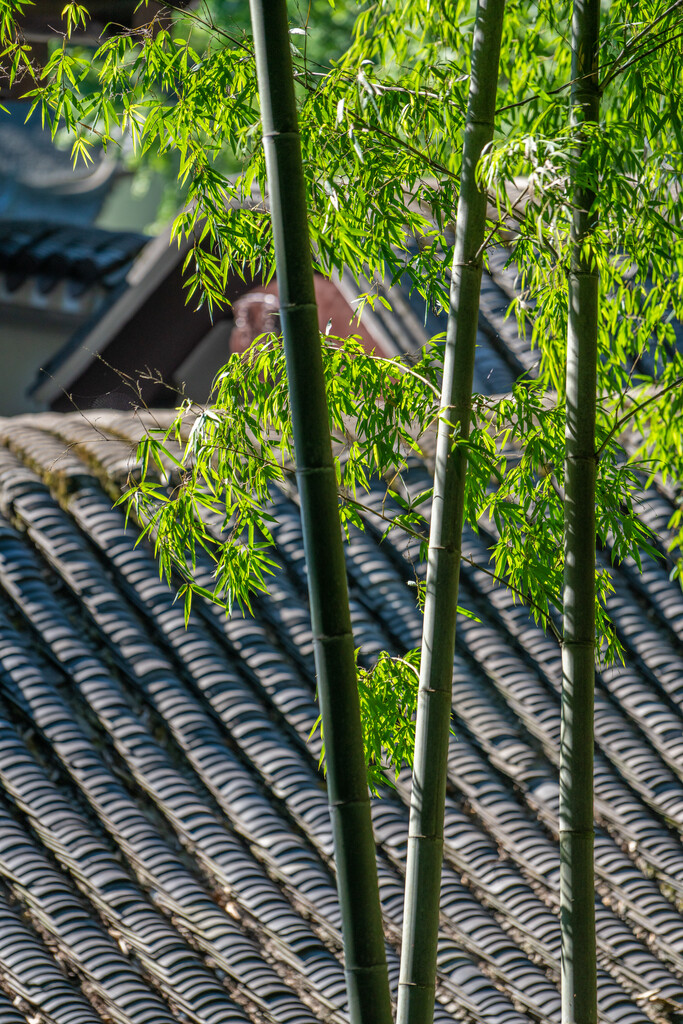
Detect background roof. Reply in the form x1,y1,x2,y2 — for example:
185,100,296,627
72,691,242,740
0,406,681,1024
0,103,118,223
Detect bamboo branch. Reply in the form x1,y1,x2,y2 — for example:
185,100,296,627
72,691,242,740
599,0,683,87
497,0,683,116
600,25,683,89
596,376,683,457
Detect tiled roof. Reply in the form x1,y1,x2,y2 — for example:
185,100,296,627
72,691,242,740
0,221,148,300
0,337,682,1022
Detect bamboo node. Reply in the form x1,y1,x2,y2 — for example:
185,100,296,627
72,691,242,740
262,129,300,141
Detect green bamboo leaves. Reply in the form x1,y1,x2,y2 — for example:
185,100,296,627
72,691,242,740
122,334,442,617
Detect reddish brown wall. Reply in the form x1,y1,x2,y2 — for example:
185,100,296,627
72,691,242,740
230,276,386,356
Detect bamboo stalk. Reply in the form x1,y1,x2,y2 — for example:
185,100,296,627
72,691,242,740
560,2,600,1023
248,4,392,1023
396,4,506,1023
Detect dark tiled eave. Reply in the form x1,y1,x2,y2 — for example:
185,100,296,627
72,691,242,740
0,221,147,299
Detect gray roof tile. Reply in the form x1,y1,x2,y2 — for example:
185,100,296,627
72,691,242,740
0,392,681,1023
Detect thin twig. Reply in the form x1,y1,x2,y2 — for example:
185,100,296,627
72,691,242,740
497,1,683,116
600,0,683,79
340,492,564,641
596,376,683,456
161,1,252,51
600,26,683,89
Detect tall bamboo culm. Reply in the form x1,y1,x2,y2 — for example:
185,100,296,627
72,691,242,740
396,4,506,1023
560,2,600,1023
248,4,392,1023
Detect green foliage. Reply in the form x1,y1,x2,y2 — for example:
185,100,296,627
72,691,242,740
61,4,89,36
5,0,683,788
0,0,37,99
122,334,441,615
481,383,663,664
357,649,421,795
312,647,423,796
5,0,683,316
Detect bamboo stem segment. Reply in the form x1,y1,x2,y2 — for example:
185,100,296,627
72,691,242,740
248,5,392,1023
396,4,506,1023
560,2,600,1023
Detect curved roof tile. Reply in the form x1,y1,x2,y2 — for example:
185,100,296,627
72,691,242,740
0,409,680,1024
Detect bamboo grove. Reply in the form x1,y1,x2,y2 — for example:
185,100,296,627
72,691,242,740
3,1,683,1023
